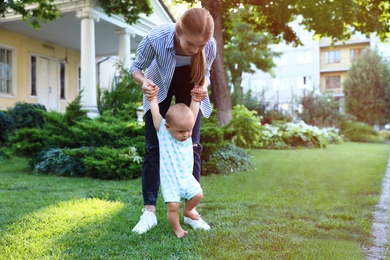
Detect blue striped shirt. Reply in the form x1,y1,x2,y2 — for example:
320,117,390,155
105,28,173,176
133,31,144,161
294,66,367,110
129,23,217,118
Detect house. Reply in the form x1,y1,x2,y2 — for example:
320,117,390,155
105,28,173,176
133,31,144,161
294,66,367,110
242,19,390,117
0,0,174,117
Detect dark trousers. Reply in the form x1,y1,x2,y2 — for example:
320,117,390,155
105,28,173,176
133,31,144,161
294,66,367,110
142,65,202,206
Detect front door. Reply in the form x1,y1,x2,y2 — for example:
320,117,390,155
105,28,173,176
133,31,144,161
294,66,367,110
37,57,59,111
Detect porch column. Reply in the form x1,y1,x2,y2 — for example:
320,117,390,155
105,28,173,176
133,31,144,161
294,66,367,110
115,28,133,70
76,8,100,118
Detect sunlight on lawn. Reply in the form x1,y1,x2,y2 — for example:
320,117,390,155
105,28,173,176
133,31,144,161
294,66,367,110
1,198,124,258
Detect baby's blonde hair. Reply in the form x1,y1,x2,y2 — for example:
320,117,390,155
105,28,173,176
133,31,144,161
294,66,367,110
175,8,214,87
166,103,194,125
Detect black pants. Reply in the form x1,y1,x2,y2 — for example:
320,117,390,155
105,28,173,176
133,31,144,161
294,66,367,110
142,65,202,206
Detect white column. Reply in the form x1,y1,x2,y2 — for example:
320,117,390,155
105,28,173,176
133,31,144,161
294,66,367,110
76,8,100,118
115,28,133,70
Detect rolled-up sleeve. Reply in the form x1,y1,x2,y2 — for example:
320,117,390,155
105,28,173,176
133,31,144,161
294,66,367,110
129,35,155,76
205,38,217,85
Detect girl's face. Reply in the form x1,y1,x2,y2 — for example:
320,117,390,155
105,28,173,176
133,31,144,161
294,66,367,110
176,33,208,56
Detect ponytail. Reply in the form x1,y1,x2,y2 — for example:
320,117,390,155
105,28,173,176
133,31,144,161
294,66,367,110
191,50,206,86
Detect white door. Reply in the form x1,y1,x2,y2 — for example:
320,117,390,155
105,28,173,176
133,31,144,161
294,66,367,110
37,57,59,111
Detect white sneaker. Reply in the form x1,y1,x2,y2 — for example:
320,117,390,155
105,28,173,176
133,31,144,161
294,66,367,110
184,216,211,231
132,209,157,234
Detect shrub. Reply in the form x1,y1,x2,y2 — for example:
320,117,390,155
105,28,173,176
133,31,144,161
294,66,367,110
34,148,86,177
9,102,46,130
280,122,328,148
222,105,262,149
258,124,288,149
0,110,13,144
378,130,390,143
83,146,142,180
200,116,228,163
338,120,379,142
203,144,251,175
9,128,50,159
64,94,89,126
69,119,144,148
33,146,143,180
98,66,143,117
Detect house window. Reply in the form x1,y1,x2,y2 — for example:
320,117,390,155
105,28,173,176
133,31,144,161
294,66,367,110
325,50,340,64
325,75,341,89
31,56,37,96
60,62,66,99
350,48,364,62
0,47,13,95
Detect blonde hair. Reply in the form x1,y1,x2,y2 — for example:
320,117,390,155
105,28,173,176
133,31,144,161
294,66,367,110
166,103,193,124
175,8,214,86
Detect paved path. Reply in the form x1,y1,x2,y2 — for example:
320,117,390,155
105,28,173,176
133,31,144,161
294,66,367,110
365,156,390,260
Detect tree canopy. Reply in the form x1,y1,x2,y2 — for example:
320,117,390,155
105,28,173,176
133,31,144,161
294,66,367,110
0,0,61,28
0,0,152,28
224,8,281,106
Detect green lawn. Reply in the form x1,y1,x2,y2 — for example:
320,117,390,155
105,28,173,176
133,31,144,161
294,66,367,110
0,142,389,259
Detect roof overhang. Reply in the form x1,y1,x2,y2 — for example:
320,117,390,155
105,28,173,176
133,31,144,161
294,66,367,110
0,0,174,57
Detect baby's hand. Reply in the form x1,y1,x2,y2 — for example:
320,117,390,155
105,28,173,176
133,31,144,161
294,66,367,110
142,79,159,100
191,86,207,102
145,85,159,101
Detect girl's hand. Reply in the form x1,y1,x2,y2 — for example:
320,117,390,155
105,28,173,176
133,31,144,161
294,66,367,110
142,79,158,101
191,85,207,102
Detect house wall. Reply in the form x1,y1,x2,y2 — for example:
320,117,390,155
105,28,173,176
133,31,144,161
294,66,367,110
0,28,80,112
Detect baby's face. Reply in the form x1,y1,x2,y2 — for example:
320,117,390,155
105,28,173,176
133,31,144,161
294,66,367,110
166,117,194,142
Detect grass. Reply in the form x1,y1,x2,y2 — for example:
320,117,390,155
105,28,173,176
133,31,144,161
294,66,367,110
0,142,389,259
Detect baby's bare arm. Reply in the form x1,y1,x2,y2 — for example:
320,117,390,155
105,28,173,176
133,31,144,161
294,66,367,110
149,87,162,131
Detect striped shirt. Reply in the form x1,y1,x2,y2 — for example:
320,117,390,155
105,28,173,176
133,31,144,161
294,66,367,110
129,23,217,118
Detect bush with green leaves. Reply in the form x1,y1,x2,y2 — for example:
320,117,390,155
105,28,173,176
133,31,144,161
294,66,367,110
203,144,251,175
222,104,263,149
9,102,46,130
280,122,328,148
34,148,86,177
298,92,341,127
256,121,343,149
34,146,142,180
200,113,229,163
338,119,381,142
9,128,50,159
64,93,89,126
379,130,390,142
83,146,142,180
98,66,143,118
0,110,13,144
258,124,288,149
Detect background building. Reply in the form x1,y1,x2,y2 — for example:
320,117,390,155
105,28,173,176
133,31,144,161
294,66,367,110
242,19,390,118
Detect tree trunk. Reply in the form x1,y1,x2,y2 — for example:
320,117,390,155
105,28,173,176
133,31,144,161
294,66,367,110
203,0,232,126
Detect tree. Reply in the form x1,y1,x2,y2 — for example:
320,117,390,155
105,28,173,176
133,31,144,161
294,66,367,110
0,0,61,28
5,0,390,125
224,8,281,106
181,0,390,125
0,0,152,28
343,48,390,126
